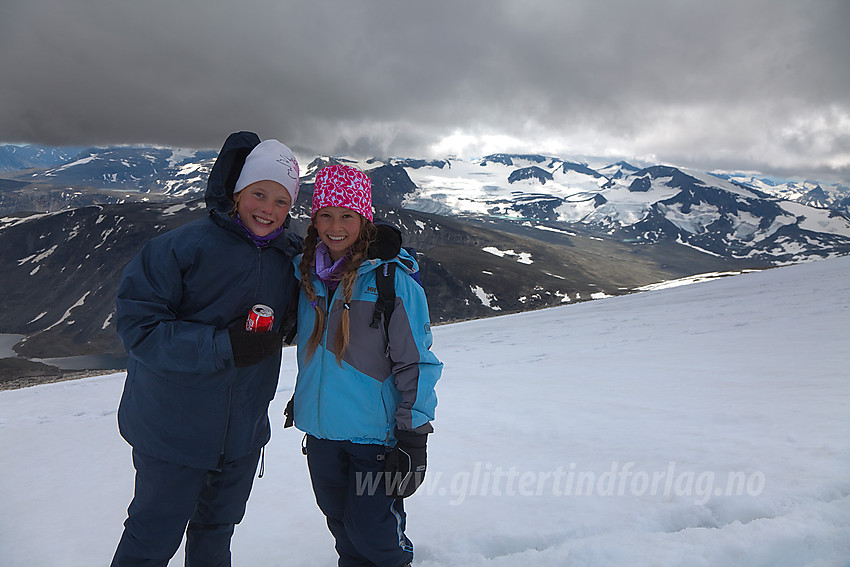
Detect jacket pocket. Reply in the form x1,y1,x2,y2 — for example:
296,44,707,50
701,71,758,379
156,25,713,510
321,370,388,442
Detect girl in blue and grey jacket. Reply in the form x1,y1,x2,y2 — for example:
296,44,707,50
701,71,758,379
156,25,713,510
111,132,301,567
290,164,442,567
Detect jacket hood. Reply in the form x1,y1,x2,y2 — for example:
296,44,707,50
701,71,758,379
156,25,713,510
205,131,262,214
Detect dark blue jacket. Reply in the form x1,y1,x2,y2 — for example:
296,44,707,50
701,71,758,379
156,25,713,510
115,131,301,470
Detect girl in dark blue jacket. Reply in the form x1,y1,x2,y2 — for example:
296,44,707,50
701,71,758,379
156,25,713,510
111,131,302,566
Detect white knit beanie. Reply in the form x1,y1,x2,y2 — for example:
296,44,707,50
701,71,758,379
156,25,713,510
233,139,300,202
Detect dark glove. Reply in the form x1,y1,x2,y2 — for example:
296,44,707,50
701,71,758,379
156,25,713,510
384,428,428,498
367,220,403,260
228,325,283,367
283,396,295,429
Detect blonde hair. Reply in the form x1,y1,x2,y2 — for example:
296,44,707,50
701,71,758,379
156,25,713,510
230,191,242,216
299,218,376,363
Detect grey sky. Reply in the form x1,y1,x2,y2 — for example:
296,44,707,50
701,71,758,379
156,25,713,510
2,0,848,181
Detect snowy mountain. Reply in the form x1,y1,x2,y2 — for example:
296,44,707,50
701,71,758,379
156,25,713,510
3,144,849,262
2,144,850,379
271,152,850,264
711,171,850,214
0,145,218,215
2,256,848,566
0,144,83,172
27,146,218,196
381,155,850,264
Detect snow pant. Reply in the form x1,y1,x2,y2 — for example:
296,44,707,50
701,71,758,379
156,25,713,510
306,435,413,567
110,448,261,567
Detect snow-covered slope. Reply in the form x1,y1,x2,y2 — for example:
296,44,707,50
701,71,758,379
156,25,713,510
2,256,848,566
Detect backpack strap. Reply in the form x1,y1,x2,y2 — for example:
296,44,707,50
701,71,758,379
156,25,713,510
370,262,397,336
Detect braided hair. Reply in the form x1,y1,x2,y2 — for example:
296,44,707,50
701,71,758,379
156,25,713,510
299,218,377,363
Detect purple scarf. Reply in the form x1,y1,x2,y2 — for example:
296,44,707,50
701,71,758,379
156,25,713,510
315,242,347,291
234,214,286,247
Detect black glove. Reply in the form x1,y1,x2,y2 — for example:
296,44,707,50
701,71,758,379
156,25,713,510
368,221,403,260
228,325,283,367
384,428,428,498
283,396,295,429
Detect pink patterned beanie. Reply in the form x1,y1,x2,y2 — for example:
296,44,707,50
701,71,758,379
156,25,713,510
311,164,373,222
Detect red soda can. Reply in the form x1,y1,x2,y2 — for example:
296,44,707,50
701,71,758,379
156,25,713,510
246,304,274,332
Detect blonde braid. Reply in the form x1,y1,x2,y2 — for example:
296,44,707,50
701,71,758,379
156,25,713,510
331,220,376,364
333,270,355,364
299,225,325,360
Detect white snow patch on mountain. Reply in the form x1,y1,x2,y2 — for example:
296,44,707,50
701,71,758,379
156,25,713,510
779,201,850,236
41,291,90,331
17,245,58,266
162,203,191,216
531,224,578,237
660,201,722,234
45,154,97,173
166,149,199,169
470,285,501,310
482,247,533,264
635,271,754,291
689,170,761,199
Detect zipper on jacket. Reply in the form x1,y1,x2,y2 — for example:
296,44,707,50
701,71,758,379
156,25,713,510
219,243,261,470
255,246,263,307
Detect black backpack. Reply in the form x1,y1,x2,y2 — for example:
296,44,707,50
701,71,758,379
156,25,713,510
369,246,422,337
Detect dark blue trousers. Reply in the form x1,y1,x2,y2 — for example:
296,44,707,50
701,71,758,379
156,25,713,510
111,448,261,567
306,436,413,567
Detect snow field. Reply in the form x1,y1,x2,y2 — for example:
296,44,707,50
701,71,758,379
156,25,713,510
1,256,848,566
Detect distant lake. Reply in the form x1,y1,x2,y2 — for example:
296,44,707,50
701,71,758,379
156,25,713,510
0,334,126,371
32,354,127,371
0,334,24,358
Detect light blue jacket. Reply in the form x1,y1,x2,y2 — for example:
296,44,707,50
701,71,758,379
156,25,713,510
292,250,441,445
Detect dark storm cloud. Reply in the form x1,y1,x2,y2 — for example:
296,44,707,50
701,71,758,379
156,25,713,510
1,0,848,180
